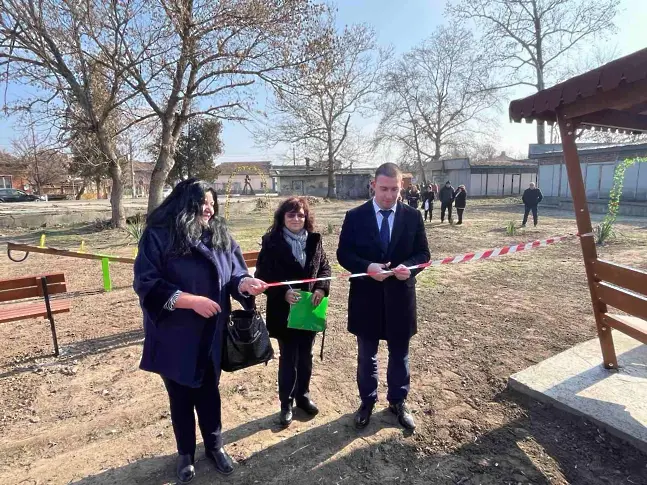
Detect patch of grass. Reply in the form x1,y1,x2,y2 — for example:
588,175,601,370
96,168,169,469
416,268,438,289
505,221,518,236
330,262,345,274
327,221,334,235
595,220,616,245
124,214,145,243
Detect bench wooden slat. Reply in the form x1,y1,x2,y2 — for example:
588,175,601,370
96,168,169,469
603,314,647,345
0,299,71,324
596,282,647,322
593,259,647,297
243,251,259,267
0,281,67,303
0,273,65,291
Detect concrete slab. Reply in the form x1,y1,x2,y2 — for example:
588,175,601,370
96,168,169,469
509,332,647,453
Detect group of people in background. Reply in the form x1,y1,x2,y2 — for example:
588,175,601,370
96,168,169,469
398,179,543,228
401,181,467,225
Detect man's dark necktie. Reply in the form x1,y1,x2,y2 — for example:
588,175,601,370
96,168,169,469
379,209,393,253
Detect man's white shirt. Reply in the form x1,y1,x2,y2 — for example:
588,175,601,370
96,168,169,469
372,198,397,237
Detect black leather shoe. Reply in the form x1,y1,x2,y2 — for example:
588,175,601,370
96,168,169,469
389,401,416,430
176,453,195,483
280,404,293,426
295,397,319,416
354,402,374,429
205,447,234,475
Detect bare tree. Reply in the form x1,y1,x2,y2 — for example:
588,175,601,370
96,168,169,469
1,0,327,219
375,24,498,181
0,1,141,227
257,23,387,198
108,0,328,211
12,124,68,195
448,0,620,144
375,62,435,184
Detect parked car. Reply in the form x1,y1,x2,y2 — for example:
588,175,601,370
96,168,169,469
0,188,44,202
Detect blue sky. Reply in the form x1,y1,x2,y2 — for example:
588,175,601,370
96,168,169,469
1,0,646,163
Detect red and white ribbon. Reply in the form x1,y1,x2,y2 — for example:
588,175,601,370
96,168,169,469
264,233,588,288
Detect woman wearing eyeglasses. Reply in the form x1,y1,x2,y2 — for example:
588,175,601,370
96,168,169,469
254,197,331,426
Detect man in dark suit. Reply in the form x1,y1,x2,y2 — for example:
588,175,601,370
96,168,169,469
337,163,430,430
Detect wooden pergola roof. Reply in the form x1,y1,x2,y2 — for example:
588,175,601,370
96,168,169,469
508,47,647,372
509,47,647,134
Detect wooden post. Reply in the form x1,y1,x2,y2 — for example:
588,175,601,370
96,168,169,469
557,114,618,369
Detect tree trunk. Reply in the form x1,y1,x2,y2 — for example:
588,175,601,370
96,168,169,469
414,129,427,184
534,10,546,145
75,182,86,200
433,138,441,161
109,162,126,228
148,146,174,212
326,147,336,199
536,122,546,145
96,176,102,199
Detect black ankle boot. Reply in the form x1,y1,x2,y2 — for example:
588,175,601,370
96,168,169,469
176,453,195,483
296,397,319,416
205,447,234,475
280,403,293,426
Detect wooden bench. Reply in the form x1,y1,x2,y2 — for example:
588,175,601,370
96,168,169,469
244,251,259,273
0,273,70,356
591,259,647,367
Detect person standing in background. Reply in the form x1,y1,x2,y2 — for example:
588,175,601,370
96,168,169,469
407,185,421,209
423,184,435,222
438,181,455,223
454,185,467,225
522,182,543,227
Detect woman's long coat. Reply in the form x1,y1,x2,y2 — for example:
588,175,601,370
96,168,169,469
254,231,331,340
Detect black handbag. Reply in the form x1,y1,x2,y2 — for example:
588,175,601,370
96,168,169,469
221,308,274,372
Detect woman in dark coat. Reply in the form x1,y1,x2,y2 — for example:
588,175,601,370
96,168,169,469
407,185,421,209
133,179,267,483
254,197,331,427
454,185,467,225
422,184,435,222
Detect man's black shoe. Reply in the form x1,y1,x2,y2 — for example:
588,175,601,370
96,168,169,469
205,447,234,475
354,402,374,429
389,401,416,430
176,453,195,483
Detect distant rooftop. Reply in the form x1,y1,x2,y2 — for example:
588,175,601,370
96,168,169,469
216,161,272,175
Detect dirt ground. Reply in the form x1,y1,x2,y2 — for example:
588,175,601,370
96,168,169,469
0,198,646,485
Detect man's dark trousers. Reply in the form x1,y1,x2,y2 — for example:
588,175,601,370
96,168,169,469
441,202,452,222
357,337,410,405
523,205,538,225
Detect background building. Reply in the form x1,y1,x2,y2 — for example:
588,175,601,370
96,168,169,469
530,143,647,215
423,152,538,196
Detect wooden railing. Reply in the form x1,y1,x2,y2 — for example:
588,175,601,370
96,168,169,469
592,259,647,346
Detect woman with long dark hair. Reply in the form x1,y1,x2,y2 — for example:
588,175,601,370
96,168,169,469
254,197,331,427
133,179,267,483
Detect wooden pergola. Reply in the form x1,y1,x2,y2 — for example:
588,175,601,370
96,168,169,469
509,47,647,369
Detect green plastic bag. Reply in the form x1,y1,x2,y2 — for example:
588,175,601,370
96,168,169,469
287,290,328,332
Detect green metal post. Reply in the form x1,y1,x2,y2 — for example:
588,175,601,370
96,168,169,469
101,258,112,292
